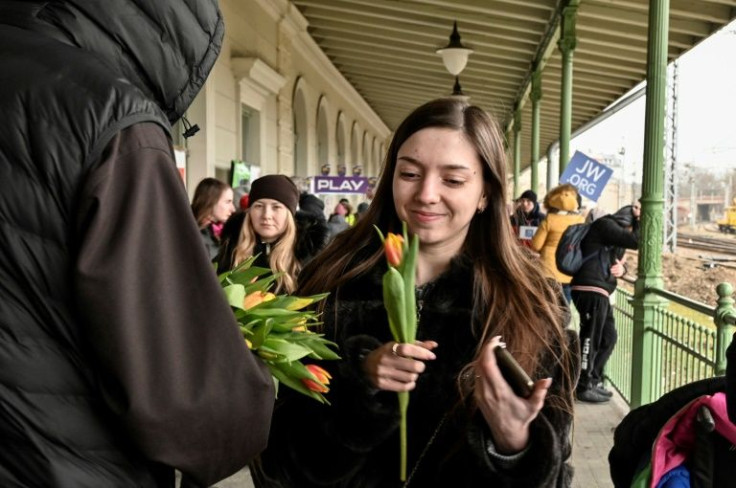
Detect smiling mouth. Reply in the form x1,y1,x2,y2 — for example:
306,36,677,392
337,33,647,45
412,211,443,222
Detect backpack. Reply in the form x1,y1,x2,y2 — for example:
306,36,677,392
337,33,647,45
555,222,595,275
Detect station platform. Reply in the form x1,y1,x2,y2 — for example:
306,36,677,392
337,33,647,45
572,393,630,487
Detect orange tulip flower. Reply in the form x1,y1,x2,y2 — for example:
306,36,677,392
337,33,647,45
302,364,332,393
384,232,404,267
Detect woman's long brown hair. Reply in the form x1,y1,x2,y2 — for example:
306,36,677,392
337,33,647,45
298,98,576,414
191,177,230,229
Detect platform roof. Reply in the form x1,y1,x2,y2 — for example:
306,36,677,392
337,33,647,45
293,0,736,169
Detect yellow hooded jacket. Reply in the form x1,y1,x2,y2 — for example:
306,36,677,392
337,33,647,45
531,188,585,283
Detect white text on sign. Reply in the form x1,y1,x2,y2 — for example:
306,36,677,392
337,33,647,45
569,159,608,197
316,179,366,192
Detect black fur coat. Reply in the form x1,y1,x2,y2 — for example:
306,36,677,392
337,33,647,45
252,255,575,488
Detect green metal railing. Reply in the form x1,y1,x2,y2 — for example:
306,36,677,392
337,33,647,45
606,281,736,406
608,287,635,403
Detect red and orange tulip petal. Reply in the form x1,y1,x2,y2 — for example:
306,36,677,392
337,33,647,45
384,233,404,267
302,364,331,392
302,378,329,393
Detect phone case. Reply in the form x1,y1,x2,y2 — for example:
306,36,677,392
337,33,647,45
494,345,534,398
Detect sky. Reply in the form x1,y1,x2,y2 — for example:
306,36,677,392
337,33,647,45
570,19,736,181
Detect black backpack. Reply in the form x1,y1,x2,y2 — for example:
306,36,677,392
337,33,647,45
555,222,594,275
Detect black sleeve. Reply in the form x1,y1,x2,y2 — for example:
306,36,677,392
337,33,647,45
460,329,578,487
727,332,736,423
73,123,274,486
597,218,639,250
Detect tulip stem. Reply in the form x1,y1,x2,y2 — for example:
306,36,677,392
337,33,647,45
398,390,409,481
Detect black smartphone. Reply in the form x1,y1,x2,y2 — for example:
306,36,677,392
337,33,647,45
494,344,534,398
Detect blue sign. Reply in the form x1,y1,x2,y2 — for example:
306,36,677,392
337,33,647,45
313,176,369,194
559,151,613,202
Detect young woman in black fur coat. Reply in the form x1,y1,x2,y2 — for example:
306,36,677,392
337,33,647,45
252,98,580,488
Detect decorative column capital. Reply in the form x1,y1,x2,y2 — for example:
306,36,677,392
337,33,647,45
531,69,543,102
513,108,522,133
557,2,579,54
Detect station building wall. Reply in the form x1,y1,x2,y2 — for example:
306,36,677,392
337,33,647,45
182,0,391,199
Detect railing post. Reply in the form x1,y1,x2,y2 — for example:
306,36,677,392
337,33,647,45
715,282,736,375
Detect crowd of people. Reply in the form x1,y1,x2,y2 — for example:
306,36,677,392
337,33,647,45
0,0,685,485
510,185,641,404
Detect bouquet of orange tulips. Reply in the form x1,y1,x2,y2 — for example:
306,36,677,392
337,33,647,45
219,256,339,403
375,222,419,481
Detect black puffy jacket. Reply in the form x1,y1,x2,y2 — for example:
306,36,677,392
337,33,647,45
0,1,225,486
570,214,639,294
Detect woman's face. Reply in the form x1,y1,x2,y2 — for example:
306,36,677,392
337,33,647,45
518,198,534,214
392,127,486,256
212,188,235,223
249,198,289,243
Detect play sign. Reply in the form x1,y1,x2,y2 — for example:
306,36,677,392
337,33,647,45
313,176,369,194
559,151,613,202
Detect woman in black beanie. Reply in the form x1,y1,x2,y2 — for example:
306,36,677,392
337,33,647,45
217,174,307,293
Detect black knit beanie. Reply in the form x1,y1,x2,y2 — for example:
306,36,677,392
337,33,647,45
248,175,299,215
518,189,537,203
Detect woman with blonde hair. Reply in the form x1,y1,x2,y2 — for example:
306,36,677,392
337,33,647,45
252,98,579,487
531,183,585,304
217,175,328,294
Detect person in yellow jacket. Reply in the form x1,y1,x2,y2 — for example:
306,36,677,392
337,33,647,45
531,183,585,304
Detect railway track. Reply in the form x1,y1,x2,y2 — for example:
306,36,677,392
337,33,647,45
677,232,736,255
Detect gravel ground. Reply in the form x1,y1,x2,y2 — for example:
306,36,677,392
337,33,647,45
621,226,736,306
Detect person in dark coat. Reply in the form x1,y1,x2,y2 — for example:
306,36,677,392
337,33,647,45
571,205,640,403
191,177,236,261
251,98,579,488
326,202,351,240
0,1,274,486
609,376,727,488
727,332,736,424
294,192,331,264
510,189,546,248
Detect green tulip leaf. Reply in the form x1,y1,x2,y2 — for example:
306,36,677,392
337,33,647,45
223,284,246,309
262,337,313,362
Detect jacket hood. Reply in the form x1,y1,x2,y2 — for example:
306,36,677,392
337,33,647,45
547,190,578,212
544,183,579,212
1,0,223,123
611,205,635,228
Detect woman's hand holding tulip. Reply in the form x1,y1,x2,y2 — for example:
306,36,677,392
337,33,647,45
362,341,438,392
473,336,552,455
